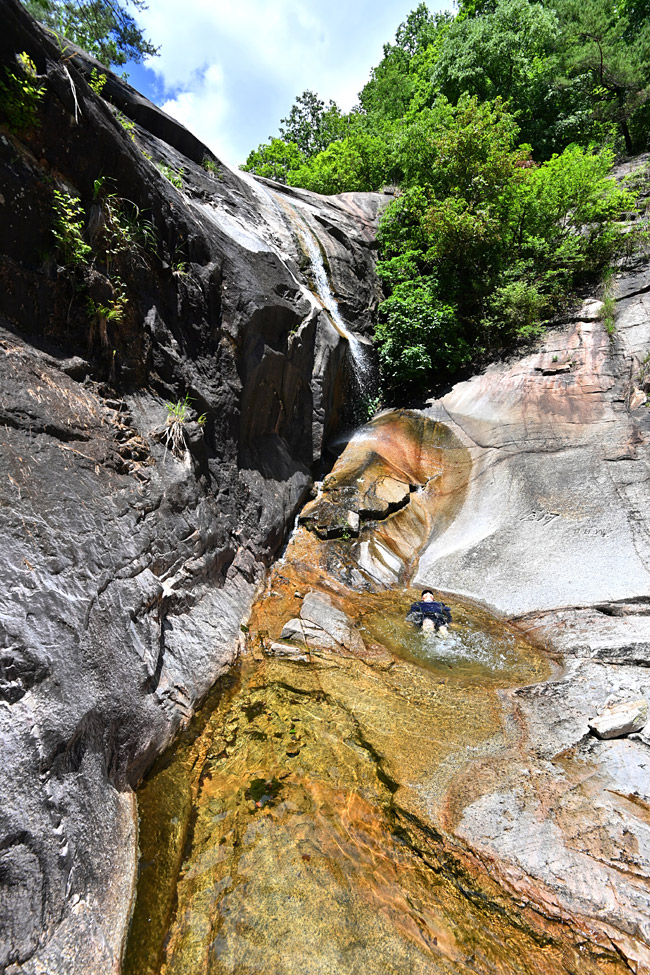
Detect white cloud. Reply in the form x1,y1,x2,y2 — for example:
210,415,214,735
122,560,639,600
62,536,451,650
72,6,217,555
161,70,233,159
132,0,453,165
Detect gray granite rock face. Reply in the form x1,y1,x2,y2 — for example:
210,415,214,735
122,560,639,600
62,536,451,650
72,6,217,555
415,226,650,968
0,1,384,970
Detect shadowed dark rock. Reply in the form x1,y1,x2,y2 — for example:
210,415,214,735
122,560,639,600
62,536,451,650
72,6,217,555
0,0,384,969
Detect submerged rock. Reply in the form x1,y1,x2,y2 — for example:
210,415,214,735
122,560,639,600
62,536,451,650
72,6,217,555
588,698,648,739
280,591,365,653
267,642,311,663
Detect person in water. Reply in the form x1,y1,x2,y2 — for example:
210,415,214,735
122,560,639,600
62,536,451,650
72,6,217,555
406,589,452,634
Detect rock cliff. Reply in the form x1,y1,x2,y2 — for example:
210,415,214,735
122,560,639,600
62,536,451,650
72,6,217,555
2,0,650,970
419,234,650,971
0,2,383,970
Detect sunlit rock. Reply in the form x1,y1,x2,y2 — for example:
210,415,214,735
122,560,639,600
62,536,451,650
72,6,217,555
588,698,648,739
280,591,365,653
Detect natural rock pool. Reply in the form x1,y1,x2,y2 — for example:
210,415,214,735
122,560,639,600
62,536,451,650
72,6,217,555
123,413,632,975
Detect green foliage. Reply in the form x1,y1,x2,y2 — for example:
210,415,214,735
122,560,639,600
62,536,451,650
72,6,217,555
89,67,107,96
166,394,191,422
619,0,650,29
201,156,221,177
102,193,157,268
375,99,634,385
0,52,45,133
552,0,650,154
157,162,184,190
279,90,346,158
359,5,452,121
52,176,158,346
359,47,413,122
22,0,159,67
242,138,305,184
116,109,136,141
52,189,92,267
163,394,193,456
88,281,127,336
287,129,396,194
240,2,646,391
375,277,465,384
430,0,561,155
546,0,650,155
599,268,617,337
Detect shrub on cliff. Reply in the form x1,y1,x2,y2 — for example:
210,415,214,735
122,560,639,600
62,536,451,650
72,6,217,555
241,138,305,185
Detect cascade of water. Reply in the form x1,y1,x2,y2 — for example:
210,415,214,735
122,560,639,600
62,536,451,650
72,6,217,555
260,187,376,401
297,225,375,397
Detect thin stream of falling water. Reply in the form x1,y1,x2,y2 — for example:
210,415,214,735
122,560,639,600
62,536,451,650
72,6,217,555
298,226,375,396
265,189,376,398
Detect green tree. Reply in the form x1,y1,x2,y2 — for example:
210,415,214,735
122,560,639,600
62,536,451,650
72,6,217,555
22,0,158,67
279,90,345,159
359,46,414,121
241,138,305,184
375,277,462,385
287,128,397,194
552,0,650,154
619,0,650,29
395,2,440,56
375,97,633,387
359,5,452,121
430,0,560,154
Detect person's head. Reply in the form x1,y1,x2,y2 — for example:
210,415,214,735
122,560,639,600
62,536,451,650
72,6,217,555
421,588,435,602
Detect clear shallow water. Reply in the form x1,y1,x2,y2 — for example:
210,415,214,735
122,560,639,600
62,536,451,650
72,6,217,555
123,579,625,975
123,409,627,975
359,590,529,682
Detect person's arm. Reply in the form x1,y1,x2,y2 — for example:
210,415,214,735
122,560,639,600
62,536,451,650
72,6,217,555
406,603,424,623
443,605,452,623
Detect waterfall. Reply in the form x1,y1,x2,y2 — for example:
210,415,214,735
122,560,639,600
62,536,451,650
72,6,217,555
259,186,376,400
298,225,375,397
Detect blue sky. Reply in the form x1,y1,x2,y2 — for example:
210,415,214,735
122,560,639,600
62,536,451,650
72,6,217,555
124,0,452,167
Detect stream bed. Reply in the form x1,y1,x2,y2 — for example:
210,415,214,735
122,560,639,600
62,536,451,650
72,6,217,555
123,591,626,975
123,412,630,975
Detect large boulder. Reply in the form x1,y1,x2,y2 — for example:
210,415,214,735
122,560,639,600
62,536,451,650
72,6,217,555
588,698,648,739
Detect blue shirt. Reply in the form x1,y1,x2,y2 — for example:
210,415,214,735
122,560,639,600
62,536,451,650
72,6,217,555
409,600,452,622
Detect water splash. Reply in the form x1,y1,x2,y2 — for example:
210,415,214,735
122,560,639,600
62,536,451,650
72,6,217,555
420,624,517,672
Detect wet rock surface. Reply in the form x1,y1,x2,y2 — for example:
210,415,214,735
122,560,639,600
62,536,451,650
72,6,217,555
126,401,650,973
0,1,384,970
3,0,650,969
279,590,366,652
415,245,650,969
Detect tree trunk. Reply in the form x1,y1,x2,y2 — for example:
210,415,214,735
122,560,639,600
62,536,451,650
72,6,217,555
620,115,633,155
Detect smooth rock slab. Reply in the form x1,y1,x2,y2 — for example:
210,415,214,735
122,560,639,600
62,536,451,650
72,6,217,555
300,591,365,653
279,618,339,650
588,698,648,739
279,592,365,654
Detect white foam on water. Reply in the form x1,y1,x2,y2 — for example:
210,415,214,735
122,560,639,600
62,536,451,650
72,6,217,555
298,229,374,394
420,625,517,671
